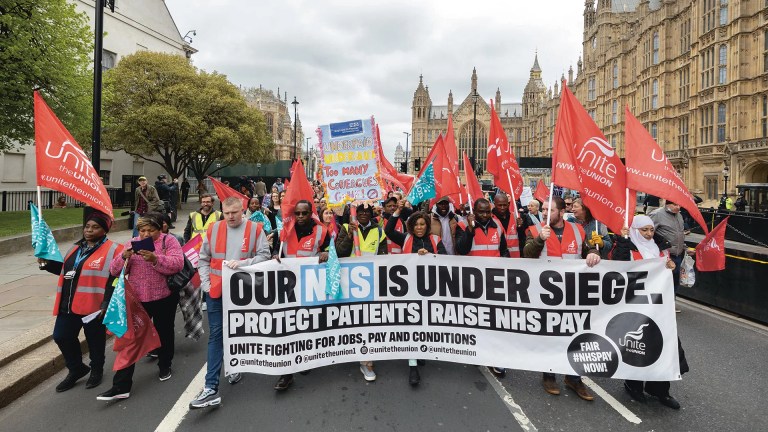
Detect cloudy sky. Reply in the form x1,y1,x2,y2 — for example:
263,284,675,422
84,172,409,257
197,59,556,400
165,0,586,160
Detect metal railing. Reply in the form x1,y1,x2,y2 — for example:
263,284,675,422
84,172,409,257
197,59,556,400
0,189,121,212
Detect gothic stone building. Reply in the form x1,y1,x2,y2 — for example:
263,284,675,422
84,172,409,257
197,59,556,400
242,86,304,162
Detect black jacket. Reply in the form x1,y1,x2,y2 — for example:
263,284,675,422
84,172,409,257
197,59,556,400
611,233,671,261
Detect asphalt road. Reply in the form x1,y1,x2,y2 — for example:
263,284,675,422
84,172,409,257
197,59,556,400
1,298,766,432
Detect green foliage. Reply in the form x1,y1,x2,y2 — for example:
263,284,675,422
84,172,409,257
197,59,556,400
102,51,273,181
0,207,126,238
0,0,93,151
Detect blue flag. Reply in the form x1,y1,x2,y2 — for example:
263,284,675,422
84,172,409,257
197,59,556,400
406,162,436,206
103,268,128,338
249,210,273,233
325,235,342,300
30,203,64,262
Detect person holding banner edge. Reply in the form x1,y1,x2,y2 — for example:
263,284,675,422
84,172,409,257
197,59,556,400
384,200,447,385
523,196,600,401
190,197,271,409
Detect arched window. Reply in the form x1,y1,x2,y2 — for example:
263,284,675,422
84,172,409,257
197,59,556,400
458,121,488,170
613,61,619,89
652,79,658,109
717,103,727,142
652,32,659,64
612,100,618,124
650,123,658,139
719,0,728,26
718,44,727,84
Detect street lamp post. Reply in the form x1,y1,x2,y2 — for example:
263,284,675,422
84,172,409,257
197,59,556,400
403,131,411,173
722,161,730,198
291,97,299,161
305,137,311,176
472,90,479,172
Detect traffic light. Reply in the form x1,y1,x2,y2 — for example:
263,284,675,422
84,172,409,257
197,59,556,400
414,158,421,172
400,162,407,172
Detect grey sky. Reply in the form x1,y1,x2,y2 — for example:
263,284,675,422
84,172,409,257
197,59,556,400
166,0,586,160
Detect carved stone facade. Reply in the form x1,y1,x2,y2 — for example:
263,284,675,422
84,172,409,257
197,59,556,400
242,86,304,162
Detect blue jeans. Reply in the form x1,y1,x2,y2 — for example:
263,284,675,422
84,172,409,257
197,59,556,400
670,254,684,292
204,293,223,389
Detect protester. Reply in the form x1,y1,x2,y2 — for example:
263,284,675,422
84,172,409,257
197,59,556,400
563,195,576,222
572,198,613,259
54,195,68,208
430,197,460,255
650,200,694,312
613,216,688,410
133,176,163,237
245,196,262,218
273,200,331,390
181,178,191,203
272,177,284,192
526,200,543,225
183,194,221,243
159,213,184,246
321,207,339,236
455,198,509,258
381,196,412,254
336,203,386,381
190,197,271,408
491,193,524,258
39,211,122,392
523,197,600,401
254,178,267,199
99,212,184,401
385,202,446,385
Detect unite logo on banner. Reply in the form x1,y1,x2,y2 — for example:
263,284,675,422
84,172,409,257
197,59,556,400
574,137,618,188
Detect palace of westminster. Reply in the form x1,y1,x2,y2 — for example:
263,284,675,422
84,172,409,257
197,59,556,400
407,0,768,206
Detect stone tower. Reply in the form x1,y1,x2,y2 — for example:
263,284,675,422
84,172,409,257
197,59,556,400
523,54,546,117
411,74,432,171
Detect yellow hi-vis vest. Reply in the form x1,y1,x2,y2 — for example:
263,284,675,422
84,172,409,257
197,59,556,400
191,211,221,239
343,223,386,256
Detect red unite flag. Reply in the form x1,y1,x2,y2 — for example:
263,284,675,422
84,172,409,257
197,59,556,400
695,216,728,271
280,159,320,242
445,114,459,174
208,176,249,209
487,101,523,198
34,91,113,217
375,125,413,192
553,82,630,233
112,281,161,370
625,107,709,234
462,152,484,205
534,179,549,203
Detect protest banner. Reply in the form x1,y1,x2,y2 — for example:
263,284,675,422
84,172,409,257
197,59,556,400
223,255,680,381
317,118,383,206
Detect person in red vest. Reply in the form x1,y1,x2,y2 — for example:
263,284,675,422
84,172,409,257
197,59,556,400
381,196,412,254
455,198,510,258
523,196,600,401
611,215,687,410
272,200,331,391
190,197,271,409
491,193,525,258
384,200,447,385
39,211,122,392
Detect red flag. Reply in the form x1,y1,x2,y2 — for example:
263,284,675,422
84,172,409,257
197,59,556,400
625,107,708,234
34,91,113,217
208,176,249,209
182,235,202,287
487,101,523,197
112,282,161,370
426,135,461,202
375,125,414,192
281,159,319,242
534,179,549,203
695,216,728,271
445,114,459,174
553,82,630,233
462,152,484,205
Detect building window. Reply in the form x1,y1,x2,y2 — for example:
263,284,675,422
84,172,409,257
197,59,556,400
641,81,649,111
613,61,619,89
650,123,658,140
651,79,658,109
718,45,727,85
700,104,714,145
762,95,767,138
705,175,719,200
102,50,116,72
678,66,690,103
652,32,659,65
99,170,111,185
612,100,618,124
701,46,715,89
588,109,596,121
680,18,691,55
764,30,768,73
678,116,689,150
588,77,596,100
717,103,727,143
719,0,728,26
703,0,716,33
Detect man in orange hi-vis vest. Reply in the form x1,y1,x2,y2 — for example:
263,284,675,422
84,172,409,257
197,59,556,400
189,197,270,410
524,196,601,402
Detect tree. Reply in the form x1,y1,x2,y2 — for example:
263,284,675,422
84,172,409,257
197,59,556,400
0,0,92,151
102,51,273,182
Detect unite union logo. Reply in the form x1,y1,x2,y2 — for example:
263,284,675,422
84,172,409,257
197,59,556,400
88,256,103,269
302,238,314,249
619,324,649,355
566,240,577,253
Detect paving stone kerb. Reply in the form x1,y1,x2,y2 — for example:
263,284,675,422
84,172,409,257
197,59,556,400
0,217,130,258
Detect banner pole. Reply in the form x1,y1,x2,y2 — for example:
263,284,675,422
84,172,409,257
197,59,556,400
37,186,42,211
624,188,630,238
546,183,554,226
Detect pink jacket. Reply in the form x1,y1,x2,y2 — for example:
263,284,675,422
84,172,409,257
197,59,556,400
110,233,184,302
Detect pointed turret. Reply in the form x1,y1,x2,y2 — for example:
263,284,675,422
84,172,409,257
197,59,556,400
471,67,478,92
524,53,547,117
448,90,454,114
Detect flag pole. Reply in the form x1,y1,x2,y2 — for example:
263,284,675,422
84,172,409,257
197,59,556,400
624,188,630,238
36,186,42,211
506,171,520,217
546,183,554,226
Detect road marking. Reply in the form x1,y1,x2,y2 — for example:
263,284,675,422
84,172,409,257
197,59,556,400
581,377,642,425
479,367,538,431
154,362,207,432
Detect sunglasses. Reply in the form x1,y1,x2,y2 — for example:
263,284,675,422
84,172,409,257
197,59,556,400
294,211,310,216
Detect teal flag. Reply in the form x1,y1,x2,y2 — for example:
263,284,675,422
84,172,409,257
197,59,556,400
103,268,128,338
325,235,342,299
406,162,436,206
275,215,283,236
249,210,273,233
30,203,64,262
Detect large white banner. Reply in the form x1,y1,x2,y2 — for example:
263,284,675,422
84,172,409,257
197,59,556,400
223,255,681,381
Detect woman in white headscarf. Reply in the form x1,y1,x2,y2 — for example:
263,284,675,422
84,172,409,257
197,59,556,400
611,215,688,410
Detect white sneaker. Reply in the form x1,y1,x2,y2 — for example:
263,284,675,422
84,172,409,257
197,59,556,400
227,372,242,385
189,387,220,409
360,364,376,382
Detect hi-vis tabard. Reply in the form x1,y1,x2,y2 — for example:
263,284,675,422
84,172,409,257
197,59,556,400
385,217,404,254
207,220,263,299
527,221,585,259
191,211,221,239
284,224,328,258
402,234,440,254
343,224,386,256
458,220,505,257
630,249,669,261
493,215,521,258
54,240,123,316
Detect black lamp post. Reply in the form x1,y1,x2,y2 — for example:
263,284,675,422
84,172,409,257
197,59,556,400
722,162,730,198
291,97,299,161
305,137,310,176
403,131,411,173
471,90,479,171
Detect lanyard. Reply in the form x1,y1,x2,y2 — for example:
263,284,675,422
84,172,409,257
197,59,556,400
73,237,106,270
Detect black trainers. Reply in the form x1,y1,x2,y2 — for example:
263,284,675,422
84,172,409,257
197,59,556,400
56,364,90,392
159,367,172,381
409,366,421,386
274,374,294,391
85,369,103,389
97,386,130,401
490,367,506,378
